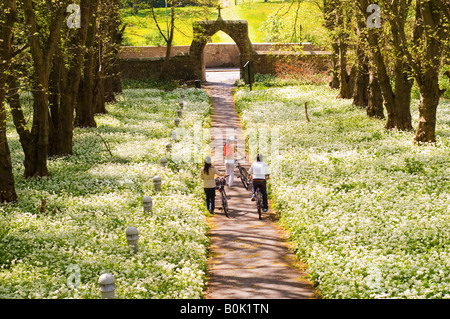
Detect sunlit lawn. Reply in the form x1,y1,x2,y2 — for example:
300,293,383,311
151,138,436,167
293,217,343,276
121,1,326,46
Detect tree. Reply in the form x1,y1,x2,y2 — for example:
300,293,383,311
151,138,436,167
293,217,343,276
366,68,385,119
312,0,338,89
48,0,94,156
0,0,18,202
2,0,124,203
408,0,449,143
97,0,126,106
321,0,358,96
352,7,370,108
149,0,216,80
19,0,70,176
358,0,414,131
150,0,177,80
75,0,124,127
75,0,101,128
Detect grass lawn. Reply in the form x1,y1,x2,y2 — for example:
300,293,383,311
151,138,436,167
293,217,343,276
121,1,327,46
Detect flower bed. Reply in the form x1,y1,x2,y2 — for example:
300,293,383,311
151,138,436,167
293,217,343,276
235,84,450,298
0,86,212,299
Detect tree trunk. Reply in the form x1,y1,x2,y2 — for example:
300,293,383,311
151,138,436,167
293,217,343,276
104,4,125,99
353,9,370,108
329,43,340,89
6,75,35,177
104,75,116,104
75,3,99,129
323,0,340,89
366,27,413,131
30,78,51,177
337,42,355,99
366,69,384,119
0,138,16,203
58,0,95,154
0,0,18,202
75,77,98,128
0,120,16,202
383,64,413,131
22,0,68,177
352,62,370,108
411,1,446,144
94,69,107,114
335,3,356,99
414,82,442,143
158,4,175,80
48,46,64,157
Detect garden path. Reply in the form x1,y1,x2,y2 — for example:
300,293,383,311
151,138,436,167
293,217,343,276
203,68,316,299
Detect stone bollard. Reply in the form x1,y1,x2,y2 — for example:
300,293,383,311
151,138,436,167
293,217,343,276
126,226,139,253
195,80,201,89
153,175,162,192
165,142,172,153
143,196,152,213
174,118,180,127
177,110,182,118
170,130,178,141
179,101,184,109
160,157,168,167
98,273,115,299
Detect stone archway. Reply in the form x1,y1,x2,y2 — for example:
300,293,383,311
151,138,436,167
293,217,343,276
190,18,256,81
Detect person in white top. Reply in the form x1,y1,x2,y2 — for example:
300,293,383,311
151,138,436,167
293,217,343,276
223,136,244,187
247,154,270,212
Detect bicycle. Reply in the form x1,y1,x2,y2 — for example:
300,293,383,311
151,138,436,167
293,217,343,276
236,159,249,190
248,176,264,220
254,183,263,220
215,176,229,217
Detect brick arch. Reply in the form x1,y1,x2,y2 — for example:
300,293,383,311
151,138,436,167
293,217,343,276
190,19,256,81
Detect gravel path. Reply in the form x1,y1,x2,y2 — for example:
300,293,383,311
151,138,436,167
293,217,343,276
203,69,316,299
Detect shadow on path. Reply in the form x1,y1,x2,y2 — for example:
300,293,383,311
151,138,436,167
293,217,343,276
204,68,317,299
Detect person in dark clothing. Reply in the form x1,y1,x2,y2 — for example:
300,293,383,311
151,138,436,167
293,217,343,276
248,154,270,212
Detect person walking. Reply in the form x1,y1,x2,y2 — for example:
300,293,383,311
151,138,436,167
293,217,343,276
200,156,225,214
223,136,244,187
248,154,270,212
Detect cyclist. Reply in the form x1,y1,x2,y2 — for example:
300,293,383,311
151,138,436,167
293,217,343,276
248,154,270,212
200,156,226,214
223,136,244,187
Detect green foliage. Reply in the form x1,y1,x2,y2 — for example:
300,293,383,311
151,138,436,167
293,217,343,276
121,78,178,90
0,216,10,243
1,80,212,299
234,82,450,299
259,13,286,43
440,65,450,100
258,1,327,45
121,2,327,46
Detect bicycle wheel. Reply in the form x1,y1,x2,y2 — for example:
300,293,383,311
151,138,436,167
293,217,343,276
256,189,262,220
238,165,249,190
238,168,247,189
221,191,229,217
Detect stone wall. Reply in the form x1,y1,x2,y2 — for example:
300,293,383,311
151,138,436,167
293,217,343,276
119,44,331,80
120,43,321,68
252,51,331,75
120,55,195,80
